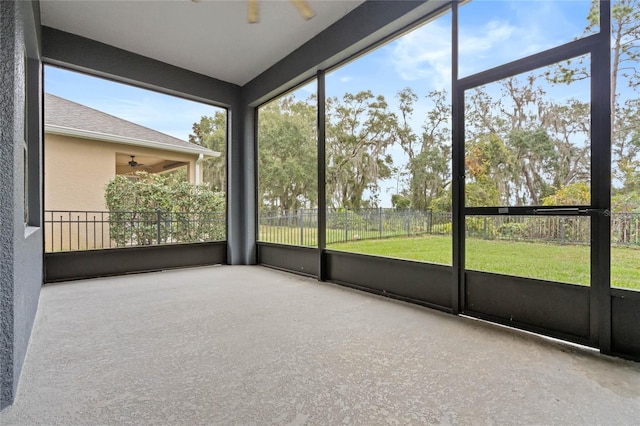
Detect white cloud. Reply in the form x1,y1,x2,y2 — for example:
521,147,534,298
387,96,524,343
389,20,452,88
459,19,516,56
389,17,522,86
339,76,353,84
458,19,519,75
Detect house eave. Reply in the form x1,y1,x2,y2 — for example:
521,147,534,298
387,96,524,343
44,124,221,157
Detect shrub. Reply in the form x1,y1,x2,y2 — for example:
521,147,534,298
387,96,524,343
465,216,496,239
496,221,527,239
104,172,225,246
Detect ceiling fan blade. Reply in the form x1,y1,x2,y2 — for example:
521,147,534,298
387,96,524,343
290,0,315,21
248,0,259,24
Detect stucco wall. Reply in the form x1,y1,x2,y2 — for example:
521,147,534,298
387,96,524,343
1,0,43,411
44,134,198,212
45,134,116,212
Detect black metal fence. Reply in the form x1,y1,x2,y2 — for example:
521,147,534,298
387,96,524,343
324,208,452,243
259,208,640,247
45,209,640,252
45,210,225,252
465,215,590,244
259,208,451,246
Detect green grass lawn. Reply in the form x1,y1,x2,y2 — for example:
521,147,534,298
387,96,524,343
258,225,639,290
328,235,640,290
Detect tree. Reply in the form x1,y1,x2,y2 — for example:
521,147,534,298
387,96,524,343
391,194,411,210
540,99,591,189
189,112,227,192
464,76,591,206
395,88,451,211
508,128,558,204
464,133,511,206
326,90,397,209
258,95,317,213
543,182,591,206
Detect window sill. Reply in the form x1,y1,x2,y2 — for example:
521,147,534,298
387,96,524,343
24,225,40,239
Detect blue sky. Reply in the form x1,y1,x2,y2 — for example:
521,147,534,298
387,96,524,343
45,0,602,206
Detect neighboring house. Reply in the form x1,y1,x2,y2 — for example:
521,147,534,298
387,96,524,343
44,93,219,213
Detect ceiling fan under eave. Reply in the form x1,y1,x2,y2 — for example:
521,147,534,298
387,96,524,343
191,0,316,24
128,156,150,169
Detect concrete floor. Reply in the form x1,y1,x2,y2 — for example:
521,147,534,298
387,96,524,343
1,266,639,425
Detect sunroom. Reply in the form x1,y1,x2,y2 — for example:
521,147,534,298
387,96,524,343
1,0,639,420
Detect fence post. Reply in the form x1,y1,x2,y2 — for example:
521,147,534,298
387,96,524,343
483,216,487,240
344,209,348,242
68,212,71,251
407,208,411,237
299,209,304,246
156,210,162,245
379,207,383,239
561,216,566,245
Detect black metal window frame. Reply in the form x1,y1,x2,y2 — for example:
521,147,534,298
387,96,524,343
40,63,232,246
451,1,612,347
41,64,232,281
255,0,613,281
255,1,638,359
253,76,320,250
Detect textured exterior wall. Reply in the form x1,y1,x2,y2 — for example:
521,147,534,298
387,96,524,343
1,0,43,411
45,134,116,212
44,134,198,212
0,0,18,409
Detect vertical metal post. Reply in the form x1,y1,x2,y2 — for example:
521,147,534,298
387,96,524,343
299,208,304,246
317,70,327,280
49,214,52,251
379,207,383,238
156,210,161,245
101,211,104,249
561,217,566,245
591,0,612,353
483,217,487,240
344,209,348,242
451,0,464,314
68,212,71,251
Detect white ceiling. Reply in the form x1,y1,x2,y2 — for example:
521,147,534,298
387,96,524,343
40,0,366,86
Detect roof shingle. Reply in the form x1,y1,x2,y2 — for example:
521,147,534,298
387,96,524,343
44,93,216,154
